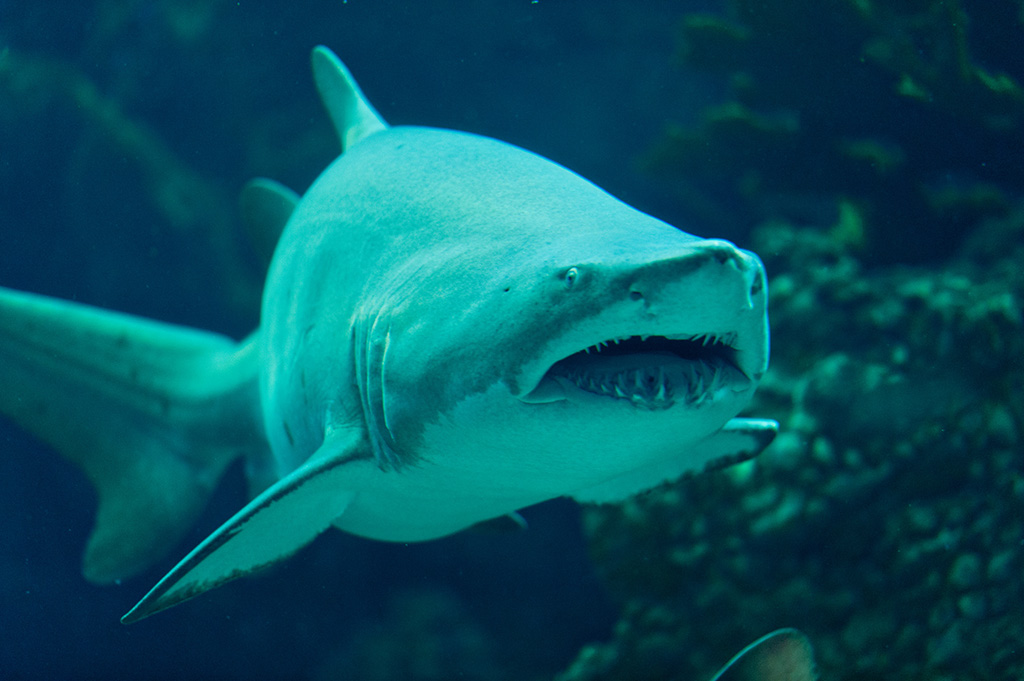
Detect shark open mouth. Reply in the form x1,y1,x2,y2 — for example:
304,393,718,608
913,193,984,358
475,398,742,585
535,333,751,410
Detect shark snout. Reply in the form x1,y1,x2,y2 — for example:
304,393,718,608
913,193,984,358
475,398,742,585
517,238,770,408
624,239,765,309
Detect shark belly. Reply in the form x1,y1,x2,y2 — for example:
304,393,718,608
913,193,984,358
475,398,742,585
329,376,746,541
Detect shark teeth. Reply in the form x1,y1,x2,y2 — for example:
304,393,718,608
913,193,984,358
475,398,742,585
549,332,745,410
562,364,672,410
579,332,736,356
559,355,732,411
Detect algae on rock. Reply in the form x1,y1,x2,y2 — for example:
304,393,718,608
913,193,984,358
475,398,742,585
560,213,1024,680
647,1,1024,265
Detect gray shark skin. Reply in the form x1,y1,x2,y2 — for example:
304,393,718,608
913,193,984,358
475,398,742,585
0,46,777,623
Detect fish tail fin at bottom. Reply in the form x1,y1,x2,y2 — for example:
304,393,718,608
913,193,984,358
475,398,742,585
0,285,267,584
711,628,817,681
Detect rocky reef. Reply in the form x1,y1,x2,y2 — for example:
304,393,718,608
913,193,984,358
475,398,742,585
558,212,1024,680
557,5,1023,678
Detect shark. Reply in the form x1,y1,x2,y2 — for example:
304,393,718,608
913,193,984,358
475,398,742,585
0,46,777,624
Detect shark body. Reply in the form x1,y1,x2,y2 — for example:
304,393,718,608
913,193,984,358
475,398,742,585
0,47,777,623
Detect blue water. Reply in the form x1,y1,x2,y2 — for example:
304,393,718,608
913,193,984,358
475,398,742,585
2,1,1020,679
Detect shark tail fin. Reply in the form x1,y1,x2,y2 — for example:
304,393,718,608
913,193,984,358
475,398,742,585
311,45,388,152
0,286,265,584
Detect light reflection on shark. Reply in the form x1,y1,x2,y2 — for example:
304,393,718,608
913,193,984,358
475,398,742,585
0,47,778,623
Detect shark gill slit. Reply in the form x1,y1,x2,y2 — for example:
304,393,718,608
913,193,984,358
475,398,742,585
367,313,405,470
379,324,398,445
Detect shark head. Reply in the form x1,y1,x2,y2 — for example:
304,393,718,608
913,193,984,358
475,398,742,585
330,127,769,496
514,238,768,414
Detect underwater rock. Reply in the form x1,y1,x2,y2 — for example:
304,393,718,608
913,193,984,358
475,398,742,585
948,553,983,590
561,217,1024,680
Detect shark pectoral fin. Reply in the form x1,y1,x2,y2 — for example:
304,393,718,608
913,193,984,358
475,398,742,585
696,417,779,473
311,46,388,152
469,511,529,535
570,418,779,504
121,431,369,624
239,178,300,266
710,628,817,681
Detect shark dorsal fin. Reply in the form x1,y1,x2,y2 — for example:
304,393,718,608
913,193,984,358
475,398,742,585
239,178,300,266
311,46,388,152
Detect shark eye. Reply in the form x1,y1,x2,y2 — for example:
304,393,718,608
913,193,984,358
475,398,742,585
563,267,580,290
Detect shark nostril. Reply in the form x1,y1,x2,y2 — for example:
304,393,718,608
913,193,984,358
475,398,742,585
629,290,643,301
703,241,736,266
750,274,763,297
